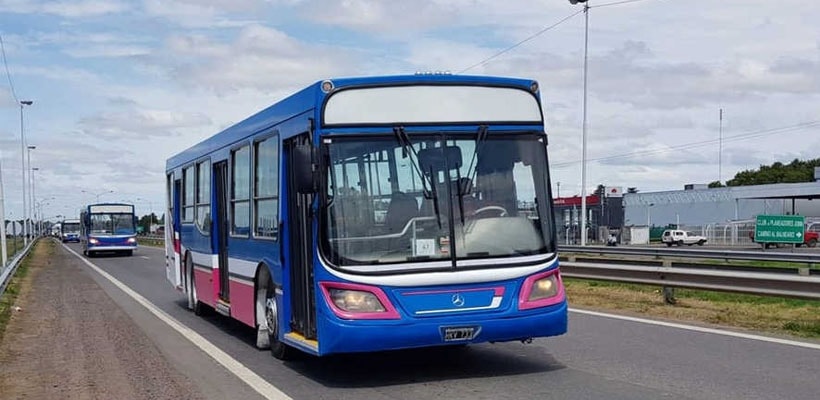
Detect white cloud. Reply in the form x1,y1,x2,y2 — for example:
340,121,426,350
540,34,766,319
160,24,357,94
78,108,212,139
2,0,820,216
0,0,130,17
141,0,264,28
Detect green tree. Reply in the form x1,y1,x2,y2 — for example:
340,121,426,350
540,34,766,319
726,158,820,186
138,213,159,233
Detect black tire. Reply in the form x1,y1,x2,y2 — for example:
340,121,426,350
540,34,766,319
125,250,133,256
697,240,705,246
266,277,296,360
187,256,207,316
808,239,818,248
665,242,672,247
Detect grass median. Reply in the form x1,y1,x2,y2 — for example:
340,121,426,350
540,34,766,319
0,240,53,342
565,278,820,339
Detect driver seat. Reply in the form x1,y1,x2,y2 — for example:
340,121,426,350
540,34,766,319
385,191,419,234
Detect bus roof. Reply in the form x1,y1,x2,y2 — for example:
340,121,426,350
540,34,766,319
166,74,540,170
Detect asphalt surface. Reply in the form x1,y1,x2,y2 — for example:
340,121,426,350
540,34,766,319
50,241,820,399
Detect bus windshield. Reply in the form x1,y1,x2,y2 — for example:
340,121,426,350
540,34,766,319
322,132,554,271
62,223,80,233
90,213,136,235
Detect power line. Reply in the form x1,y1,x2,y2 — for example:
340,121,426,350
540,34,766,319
591,0,654,9
0,33,19,103
552,120,820,168
458,9,583,74
457,0,662,74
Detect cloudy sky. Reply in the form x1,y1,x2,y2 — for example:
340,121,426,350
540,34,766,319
1,0,819,221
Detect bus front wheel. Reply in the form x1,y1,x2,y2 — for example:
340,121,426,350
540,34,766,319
186,256,207,316
265,277,296,360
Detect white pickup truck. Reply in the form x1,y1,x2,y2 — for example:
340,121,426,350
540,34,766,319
661,229,707,246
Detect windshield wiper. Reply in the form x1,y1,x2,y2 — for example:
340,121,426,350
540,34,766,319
463,125,489,194
455,125,489,226
393,126,442,228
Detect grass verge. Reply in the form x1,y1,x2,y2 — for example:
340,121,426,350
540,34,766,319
565,278,820,339
137,237,164,248
0,250,33,342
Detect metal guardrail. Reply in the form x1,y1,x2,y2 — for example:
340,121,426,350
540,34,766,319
560,262,820,300
558,245,820,301
559,245,819,265
0,239,36,299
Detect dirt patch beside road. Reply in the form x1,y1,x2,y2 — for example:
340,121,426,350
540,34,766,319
0,240,205,400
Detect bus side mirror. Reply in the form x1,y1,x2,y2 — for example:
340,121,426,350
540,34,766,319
293,144,315,194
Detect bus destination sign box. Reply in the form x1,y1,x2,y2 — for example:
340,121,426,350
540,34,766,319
754,214,805,244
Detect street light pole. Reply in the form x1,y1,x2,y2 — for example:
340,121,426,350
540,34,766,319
32,168,42,235
19,100,33,244
28,147,36,236
0,147,7,266
570,0,590,245
718,108,723,184
83,190,114,202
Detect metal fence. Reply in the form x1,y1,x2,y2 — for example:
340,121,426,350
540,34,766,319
558,245,820,302
673,220,757,246
1,238,36,298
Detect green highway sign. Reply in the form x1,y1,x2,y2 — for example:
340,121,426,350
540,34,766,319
754,214,805,244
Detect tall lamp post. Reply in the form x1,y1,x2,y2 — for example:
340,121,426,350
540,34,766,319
83,190,114,202
0,147,7,266
32,166,41,236
569,0,590,245
19,100,33,244
28,147,36,236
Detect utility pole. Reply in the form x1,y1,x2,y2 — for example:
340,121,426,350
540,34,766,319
20,101,34,244
719,108,723,184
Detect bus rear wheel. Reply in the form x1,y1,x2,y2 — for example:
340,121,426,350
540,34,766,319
265,277,296,360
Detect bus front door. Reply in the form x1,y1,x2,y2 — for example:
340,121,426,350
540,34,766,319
286,135,316,340
214,161,231,308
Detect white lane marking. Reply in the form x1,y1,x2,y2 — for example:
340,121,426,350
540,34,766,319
62,244,292,400
569,308,820,351
140,256,150,260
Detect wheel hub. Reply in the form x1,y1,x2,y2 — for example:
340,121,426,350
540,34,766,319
265,298,277,334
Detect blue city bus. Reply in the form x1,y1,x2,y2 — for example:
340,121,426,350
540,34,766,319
165,74,567,360
60,218,81,243
80,203,138,256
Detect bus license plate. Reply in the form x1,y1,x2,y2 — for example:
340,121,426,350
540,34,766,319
443,326,478,342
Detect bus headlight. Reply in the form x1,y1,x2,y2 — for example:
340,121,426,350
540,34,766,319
89,238,100,244
319,282,400,320
127,237,137,244
519,269,565,310
528,275,558,301
329,289,385,313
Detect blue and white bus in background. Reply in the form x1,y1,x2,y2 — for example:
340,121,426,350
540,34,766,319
165,74,566,360
81,203,138,256
60,219,81,243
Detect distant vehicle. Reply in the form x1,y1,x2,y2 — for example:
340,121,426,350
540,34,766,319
165,74,567,360
661,229,707,246
51,223,61,238
749,221,819,248
60,219,81,243
80,203,138,256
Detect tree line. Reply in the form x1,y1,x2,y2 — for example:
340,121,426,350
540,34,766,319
709,158,820,188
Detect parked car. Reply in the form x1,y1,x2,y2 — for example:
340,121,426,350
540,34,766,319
661,229,707,246
749,221,819,248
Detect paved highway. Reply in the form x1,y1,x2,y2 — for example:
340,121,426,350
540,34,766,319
59,242,820,400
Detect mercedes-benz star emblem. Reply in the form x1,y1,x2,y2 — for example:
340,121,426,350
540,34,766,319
452,293,465,307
